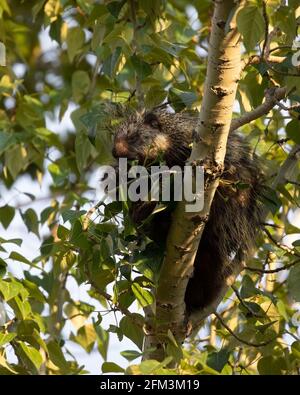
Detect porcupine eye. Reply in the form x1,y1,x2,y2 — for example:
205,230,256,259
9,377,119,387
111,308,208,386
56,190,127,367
144,112,160,129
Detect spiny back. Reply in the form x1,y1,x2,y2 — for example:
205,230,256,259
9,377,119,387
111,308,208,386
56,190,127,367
112,107,262,310
113,106,261,236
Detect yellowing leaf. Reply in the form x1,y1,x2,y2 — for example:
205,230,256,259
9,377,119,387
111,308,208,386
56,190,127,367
70,324,97,353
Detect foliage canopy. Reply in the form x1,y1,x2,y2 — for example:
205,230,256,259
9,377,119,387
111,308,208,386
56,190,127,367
0,0,300,375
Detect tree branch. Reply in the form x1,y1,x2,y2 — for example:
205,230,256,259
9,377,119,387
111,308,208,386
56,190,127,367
263,226,300,258
261,1,269,60
230,87,286,132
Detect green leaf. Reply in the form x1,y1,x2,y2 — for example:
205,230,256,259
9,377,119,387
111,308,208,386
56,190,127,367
0,257,6,278
66,26,85,62
237,5,265,52
256,320,278,334
130,55,152,80
5,145,29,179
48,163,69,186
102,47,122,78
35,127,62,149
0,132,15,156
57,225,69,240
102,361,124,373
126,358,173,375
120,313,144,350
286,119,300,144
0,333,16,347
0,205,15,229
257,356,285,375
0,238,22,247
207,349,230,373
40,206,56,224
133,242,163,282
61,209,86,224
40,236,55,256
9,251,31,266
113,279,135,309
22,279,46,303
58,250,76,271
0,280,24,301
277,184,298,207
291,341,300,359
168,88,197,110
18,342,43,371
75,130,93,172
131,282,154,307
95,129,113,165
32,0,46,21
72,70,90,102
240,275,261,299
93,222,118,235
259,186,282,215
8,295,31,319
145,86,167,108
120,349,142,362
47,340,70,372
119,314,144,350
288,264,300,302
21,208,39,238
106,0,126,18
94,323,109,361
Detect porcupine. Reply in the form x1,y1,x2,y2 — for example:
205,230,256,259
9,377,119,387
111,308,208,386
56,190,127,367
110,108,261,313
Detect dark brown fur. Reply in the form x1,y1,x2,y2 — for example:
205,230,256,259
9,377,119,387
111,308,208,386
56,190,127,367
111,108,261,313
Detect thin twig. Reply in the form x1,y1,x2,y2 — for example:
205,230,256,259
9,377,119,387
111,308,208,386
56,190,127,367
262,222,284,229
287,180,300,187
230,87,286,132
85,270,144,328
284,330,299,341
263,226,300,258
82,200,103,231
214,312,277,347
261,1,269,60
231,285,264,318
245,258,300,274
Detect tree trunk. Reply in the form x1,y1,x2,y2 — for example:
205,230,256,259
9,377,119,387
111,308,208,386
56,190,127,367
143,0,243,362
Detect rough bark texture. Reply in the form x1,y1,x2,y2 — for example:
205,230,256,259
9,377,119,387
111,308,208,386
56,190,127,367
143,0,243,361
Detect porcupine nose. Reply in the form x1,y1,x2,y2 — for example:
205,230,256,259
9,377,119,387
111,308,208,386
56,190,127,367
112,137,129,158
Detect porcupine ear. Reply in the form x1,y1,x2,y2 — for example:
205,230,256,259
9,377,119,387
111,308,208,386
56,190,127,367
144,112,160,129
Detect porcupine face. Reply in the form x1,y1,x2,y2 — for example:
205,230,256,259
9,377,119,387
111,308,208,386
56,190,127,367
112,111,171,165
